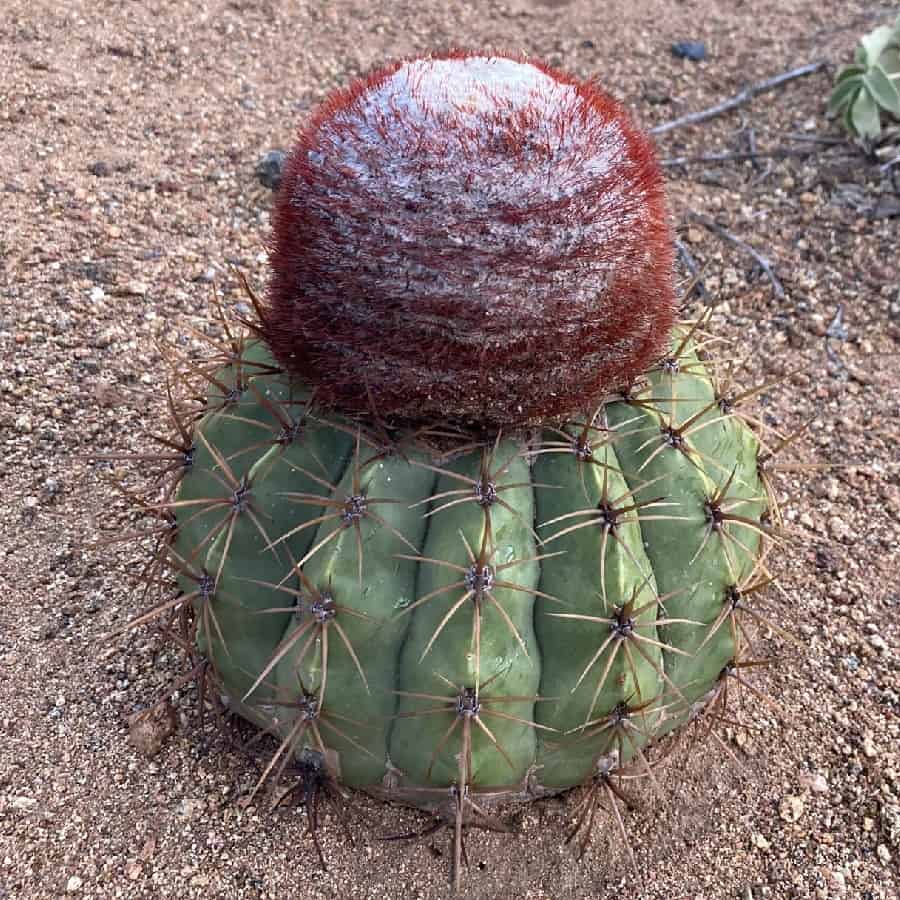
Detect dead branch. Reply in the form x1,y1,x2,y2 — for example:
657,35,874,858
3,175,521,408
662,148,813,168
782,133,846,145
688,212,785,300
650,62,827,136
674,239,709,303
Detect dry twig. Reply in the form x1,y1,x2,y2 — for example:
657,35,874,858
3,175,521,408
674,239,709,303
662,148,813,168
688,212,785,299
650,62,826,136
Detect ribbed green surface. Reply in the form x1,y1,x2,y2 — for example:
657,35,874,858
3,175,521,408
171,335,765,801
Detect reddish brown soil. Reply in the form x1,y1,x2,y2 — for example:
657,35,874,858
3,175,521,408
1,2,898,898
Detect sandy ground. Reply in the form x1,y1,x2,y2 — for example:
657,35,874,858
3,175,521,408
2,1,899,898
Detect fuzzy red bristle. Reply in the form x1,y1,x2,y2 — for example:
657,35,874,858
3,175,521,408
265,49,675,427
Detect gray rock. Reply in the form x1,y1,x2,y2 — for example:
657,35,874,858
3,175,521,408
255,149,286,191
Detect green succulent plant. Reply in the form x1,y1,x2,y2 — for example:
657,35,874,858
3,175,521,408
828,15,900,140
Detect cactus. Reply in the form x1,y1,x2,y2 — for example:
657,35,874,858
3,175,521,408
116,51,791,888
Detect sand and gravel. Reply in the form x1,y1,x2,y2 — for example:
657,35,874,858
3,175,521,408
1,1,898,898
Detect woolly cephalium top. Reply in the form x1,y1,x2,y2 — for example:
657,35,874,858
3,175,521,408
265,50,675,427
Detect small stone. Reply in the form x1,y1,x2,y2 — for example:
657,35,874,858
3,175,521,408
799,772,829,793
178,798,206,820
193,267,216,283
671,40,707,61
751,833,771,850
826,870,847,895
11,796,38,811
828,516,850,541
642,80,671,105
88,160,111,177
255,149,285,191
877,844,892,865
861,737,877,759
89,285,106,302
867,634,887,652
125,860,142,880
686,226,703,244
66,875,83,893
15,413,33,433
124,280,148,297
53,313,72,333
779,795,804,822
128,701,178,757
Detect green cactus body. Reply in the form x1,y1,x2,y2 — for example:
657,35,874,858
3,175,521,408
167,332,766,807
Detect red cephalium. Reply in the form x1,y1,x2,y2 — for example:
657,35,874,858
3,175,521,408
265,50,675,427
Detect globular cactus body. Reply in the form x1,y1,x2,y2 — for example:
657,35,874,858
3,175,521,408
169,332,765,803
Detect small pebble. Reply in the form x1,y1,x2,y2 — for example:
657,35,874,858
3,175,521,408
671,41,707,61
799,772,829,793
779,795,804,823
128,702,178,758
826,870,847,895
194,267,217,283
828,516,850,541
751,833,771,850
255,149,285,191
125,280,148,297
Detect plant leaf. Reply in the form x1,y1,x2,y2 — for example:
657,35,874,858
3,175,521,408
880,48,900,78
835,63,866,83
827,75,863,117
842,103,855,136
850,87,882,139
861,24,896,67
865,65,900,116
